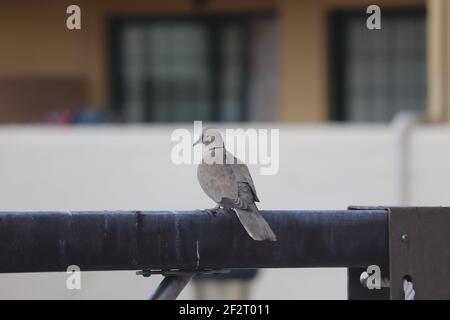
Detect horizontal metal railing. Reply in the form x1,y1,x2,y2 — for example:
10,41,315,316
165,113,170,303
0,210,388,273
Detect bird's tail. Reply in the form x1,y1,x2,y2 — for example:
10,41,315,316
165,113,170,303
234,205,277,241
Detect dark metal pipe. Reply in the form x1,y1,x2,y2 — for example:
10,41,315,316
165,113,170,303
0,210,388,273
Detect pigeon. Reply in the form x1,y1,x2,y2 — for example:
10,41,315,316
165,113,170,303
193,128,277,241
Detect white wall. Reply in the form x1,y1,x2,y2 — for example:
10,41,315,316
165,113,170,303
0,123,448,299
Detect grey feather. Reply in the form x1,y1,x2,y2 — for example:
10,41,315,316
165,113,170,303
196,129,276,241
235,205,277,241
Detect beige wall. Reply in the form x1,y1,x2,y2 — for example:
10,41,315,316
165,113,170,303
0,1,84,76
0,0,428,122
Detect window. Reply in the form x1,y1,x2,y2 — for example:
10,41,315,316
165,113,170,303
110,15,276,123
329,10,427,122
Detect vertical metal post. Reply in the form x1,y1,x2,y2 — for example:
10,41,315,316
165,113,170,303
149,274,194,300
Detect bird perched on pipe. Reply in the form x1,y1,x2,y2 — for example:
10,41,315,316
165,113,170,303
193,128,277,241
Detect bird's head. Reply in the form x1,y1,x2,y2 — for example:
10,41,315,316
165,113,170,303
193,128,224,149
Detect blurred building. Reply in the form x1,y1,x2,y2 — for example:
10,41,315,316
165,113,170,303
1,0,448,124
1,0,450,300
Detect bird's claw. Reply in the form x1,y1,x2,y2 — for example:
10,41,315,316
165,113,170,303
200,205,223,216
207,210,218,216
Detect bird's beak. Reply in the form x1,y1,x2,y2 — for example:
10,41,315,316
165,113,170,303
193,136,202,147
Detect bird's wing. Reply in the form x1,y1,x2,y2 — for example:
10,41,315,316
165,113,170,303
223,150,260,203
220,182,254,209
233,163,260,202
198,163,238,204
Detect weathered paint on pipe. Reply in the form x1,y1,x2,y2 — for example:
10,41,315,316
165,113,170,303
0,210,388,273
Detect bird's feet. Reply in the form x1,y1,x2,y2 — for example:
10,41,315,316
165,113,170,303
201,205,222,216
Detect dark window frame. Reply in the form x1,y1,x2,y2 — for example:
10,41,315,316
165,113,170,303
328,8,427,122
108,12,274,122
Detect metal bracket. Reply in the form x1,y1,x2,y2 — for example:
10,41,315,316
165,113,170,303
348,206,450,300
137,269,230,300
388,207,450,300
